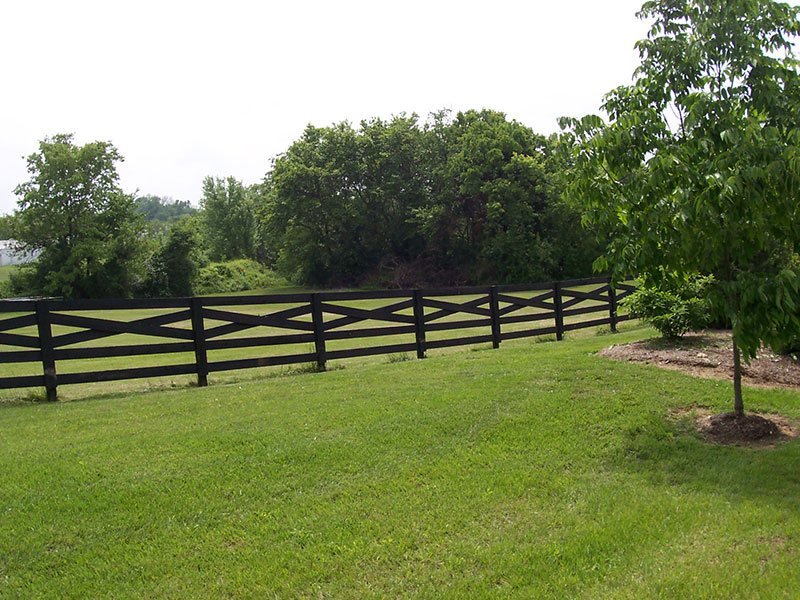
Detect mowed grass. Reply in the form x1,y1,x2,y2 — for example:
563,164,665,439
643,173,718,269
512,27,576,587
0,264,15,282
2,327,800,598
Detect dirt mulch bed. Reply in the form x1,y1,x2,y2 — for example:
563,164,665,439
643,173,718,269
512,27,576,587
599,330,800,389
671,407,797,448
600,331,800,447
697,410,795,447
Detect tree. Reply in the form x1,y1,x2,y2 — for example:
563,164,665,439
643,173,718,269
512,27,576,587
141,217,203,297
135,195,197,232
261,111,597,287
12,134,145,298
201,176,257,261
265,119,427,285
0,214,14,239
563,0,800,416
417,109,564,283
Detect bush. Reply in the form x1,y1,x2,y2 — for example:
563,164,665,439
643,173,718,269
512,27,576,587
194,259,288,295
623,276,712,338
140,219,203,298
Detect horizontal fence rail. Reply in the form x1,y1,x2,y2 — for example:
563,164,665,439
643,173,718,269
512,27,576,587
0,276,636,399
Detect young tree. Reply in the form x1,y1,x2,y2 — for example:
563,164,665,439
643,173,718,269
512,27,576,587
12,134,145,298
564,0,800,416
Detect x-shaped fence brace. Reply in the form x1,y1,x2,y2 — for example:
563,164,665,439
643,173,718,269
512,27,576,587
0,277,635,399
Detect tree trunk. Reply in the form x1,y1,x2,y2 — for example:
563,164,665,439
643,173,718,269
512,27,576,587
732,339,744,417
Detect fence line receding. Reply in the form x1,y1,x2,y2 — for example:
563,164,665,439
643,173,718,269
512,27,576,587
0,276,636,399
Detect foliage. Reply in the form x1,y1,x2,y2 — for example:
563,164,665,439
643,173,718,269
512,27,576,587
135,195,197,236
135,195,196,222
623,276,711,338
11,134,146,298
262,111,598,287
140,217,204,297
0,279,12,299
194,259,287,295
251,179,279,266
201,176,257,261
0,214,14,239
418,110,555,283
563,0,800,414
264,116,428,285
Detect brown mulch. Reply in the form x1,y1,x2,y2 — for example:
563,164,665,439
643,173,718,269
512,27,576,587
698,410,794,447
599,330,800,389
600,331,800,447
674,407,797,447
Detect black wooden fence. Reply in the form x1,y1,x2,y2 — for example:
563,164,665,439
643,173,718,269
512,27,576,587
0,276,636,400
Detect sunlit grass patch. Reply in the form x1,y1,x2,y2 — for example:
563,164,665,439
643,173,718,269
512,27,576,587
2,327,799,597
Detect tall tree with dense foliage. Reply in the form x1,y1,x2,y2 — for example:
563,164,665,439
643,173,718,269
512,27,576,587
417,109,559,283
201,176,257,261
563,0,800,416
11,134,145,298
262,111,596,287
265,122,368,284
265,117,429,285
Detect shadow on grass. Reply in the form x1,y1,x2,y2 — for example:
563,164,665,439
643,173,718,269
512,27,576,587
0,361,339,409
615,410,800,508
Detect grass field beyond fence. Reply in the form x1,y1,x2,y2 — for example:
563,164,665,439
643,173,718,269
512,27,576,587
0,264,13,282
0,277,634,401
1,326,799,598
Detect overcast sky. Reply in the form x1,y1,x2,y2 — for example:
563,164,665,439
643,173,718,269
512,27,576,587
0,0,651,215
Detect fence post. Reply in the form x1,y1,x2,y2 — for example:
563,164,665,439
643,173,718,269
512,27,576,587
35,300,58,402
412,289,427,359
190,297,209,386
311,293,327,371
608,280,618,333
489,286,501,349
553,281,564,341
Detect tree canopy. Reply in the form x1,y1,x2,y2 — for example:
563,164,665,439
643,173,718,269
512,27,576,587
140,216,203,297
11,134,145,298
0,214,13,239
563,0,800,415
135,195,197,228
262,110,598,287
201,176,257,262
5,110,602,298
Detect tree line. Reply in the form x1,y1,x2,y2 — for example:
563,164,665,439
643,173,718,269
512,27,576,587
2,110,600,299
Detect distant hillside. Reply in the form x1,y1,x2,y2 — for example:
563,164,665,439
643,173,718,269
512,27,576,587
135,195,197,224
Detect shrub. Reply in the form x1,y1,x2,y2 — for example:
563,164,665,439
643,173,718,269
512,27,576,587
140,218,203,298
194,259,288,295
623,276,712,338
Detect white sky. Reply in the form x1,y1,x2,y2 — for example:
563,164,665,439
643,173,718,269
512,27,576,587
0,0,650,215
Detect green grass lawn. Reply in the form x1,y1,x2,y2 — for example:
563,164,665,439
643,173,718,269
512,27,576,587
0,264,15,282
2,326,799,598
